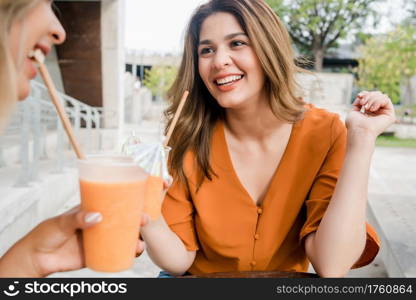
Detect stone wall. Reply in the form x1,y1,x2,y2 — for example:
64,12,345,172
297,72,354,106
393,123,416,139
401,75,416,106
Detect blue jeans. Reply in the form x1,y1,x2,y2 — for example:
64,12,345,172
158,271,175,278
158,271,191,278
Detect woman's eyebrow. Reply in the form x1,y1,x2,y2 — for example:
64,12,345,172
224,32,247,40
198,32,247,46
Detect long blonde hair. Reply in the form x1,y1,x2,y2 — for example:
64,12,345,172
0,0,40,130
166,0,306,190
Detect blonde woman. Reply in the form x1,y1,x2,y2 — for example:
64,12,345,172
141,0,396,277
0,0,146,277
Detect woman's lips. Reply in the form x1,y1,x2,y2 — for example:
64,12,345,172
26,57,37,79
215,76,243,92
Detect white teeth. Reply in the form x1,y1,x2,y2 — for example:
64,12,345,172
28,49,45,64
32,49,45,64
216,75,242,85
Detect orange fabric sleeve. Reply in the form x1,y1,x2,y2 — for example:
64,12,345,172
352,223,380,268
299,116,380,268
161,179,200,251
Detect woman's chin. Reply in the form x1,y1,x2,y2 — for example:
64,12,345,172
17,81,31,101
216,98,247,110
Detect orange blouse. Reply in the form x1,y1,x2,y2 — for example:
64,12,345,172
162,105,380,275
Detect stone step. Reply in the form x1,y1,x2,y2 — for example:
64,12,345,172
368,193,416,277
0,166,79,256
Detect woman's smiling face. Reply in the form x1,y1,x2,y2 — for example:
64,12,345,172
8,0,66,100
197,12,266,110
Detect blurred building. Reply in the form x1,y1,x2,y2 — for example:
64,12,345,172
324,44,359,71
125,50,181,82
43,0,125,129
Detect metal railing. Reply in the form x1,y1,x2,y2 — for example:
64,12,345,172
0,81,102,187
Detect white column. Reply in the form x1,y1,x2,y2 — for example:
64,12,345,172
101,0,125,137
132,63,138,79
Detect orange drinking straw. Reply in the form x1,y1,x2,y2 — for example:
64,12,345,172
33,49,86,160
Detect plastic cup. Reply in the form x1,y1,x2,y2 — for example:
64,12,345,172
144,176,164,220
78,154,148,272
143,147,170,221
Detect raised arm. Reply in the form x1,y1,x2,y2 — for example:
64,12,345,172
305,91,395,277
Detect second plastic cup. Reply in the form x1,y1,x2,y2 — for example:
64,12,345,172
143,146,171,221
78,154,148,272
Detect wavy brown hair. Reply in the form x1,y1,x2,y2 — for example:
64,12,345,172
165,0,306,190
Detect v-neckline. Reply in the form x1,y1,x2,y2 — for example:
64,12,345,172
218,120,299,208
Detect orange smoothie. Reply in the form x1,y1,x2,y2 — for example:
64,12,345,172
144,175,164,220
80,179,146,272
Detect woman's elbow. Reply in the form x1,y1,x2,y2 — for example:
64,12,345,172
315,265,350,278
164,267,188,277
163,251,196,276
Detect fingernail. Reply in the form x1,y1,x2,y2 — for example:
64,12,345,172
365,104,369,110
85,212,102,224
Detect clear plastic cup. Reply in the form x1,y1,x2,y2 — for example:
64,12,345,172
143,146,171,221
78,154,148,272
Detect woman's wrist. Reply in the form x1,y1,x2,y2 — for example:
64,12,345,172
0,239,43,277
347,127,377,149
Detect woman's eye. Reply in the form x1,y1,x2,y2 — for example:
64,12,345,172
200,47,213,55
231,40,246,47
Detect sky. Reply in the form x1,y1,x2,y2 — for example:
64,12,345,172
124,0,206,54
124,0,411,55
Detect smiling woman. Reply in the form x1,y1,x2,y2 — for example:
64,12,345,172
0,0,65,129
139,0,397,278
166,0,306,189
8,0,65,100
0,0,125,278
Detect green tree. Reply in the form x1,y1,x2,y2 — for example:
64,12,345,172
143,65,178,100
266,0,381,71
403,0,416,26
357,25,416,104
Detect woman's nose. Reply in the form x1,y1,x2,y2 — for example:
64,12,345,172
213,47,233,69
50,14,66,45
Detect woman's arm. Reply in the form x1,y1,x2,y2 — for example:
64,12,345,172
0,207,147,277
305,91,396,277
140,217,196,276
305,130,374,277
0,238,41,277
0,207,102,277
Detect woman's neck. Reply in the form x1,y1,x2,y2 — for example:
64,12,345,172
224,97,288,141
